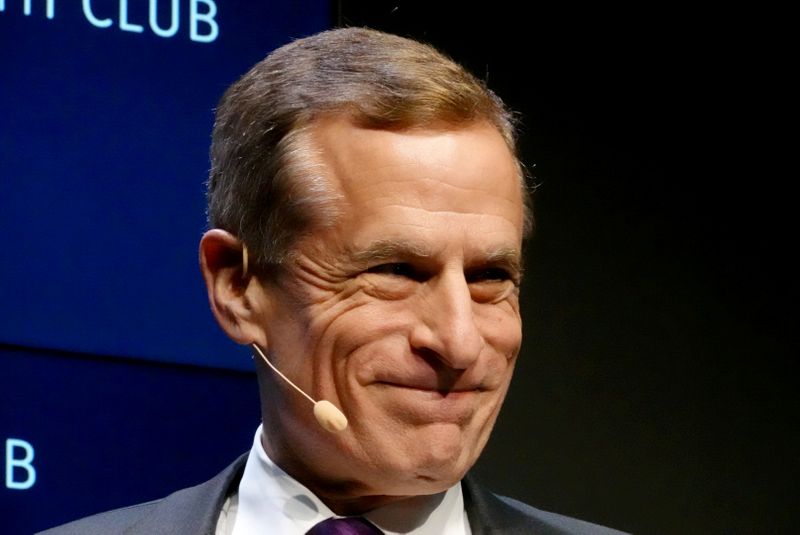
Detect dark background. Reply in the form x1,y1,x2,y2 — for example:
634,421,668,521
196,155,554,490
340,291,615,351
2,2,796,534
336,3,797,534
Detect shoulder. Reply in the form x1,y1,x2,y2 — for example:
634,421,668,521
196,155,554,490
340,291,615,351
462,475,629,535
493,494,629,535
37,453,249,535
36,500,160,535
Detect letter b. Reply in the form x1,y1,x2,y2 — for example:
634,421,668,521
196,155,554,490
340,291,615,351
6,438,36,490
190,0,218,43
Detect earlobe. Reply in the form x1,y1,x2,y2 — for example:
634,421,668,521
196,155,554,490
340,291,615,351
199,229,268,346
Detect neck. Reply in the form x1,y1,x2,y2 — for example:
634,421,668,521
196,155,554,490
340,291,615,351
261,431,411,515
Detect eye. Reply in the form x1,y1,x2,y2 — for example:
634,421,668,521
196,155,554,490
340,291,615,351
361,263,423,300
466,267,520,303
466,267,515,284
366,262,418,278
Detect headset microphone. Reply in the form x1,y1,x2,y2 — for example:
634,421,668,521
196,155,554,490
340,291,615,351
250,343,348,432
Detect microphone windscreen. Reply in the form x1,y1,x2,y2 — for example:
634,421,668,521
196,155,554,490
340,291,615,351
314,400,348,432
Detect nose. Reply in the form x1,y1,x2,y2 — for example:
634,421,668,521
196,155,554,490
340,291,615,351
410,269,485,370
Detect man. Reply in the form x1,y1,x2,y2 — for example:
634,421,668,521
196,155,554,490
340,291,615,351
41,28,625,534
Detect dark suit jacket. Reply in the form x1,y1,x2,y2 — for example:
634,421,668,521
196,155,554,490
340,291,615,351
38,454,627,534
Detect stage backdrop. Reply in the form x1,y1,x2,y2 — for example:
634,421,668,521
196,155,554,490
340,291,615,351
0,2,330,532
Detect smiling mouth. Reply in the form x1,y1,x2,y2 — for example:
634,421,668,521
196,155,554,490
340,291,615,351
375,382,483,396
372,382,483,423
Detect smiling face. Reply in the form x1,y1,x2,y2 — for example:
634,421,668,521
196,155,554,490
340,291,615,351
250,116,524,512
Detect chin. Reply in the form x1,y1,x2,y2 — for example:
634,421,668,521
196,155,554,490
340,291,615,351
378,423,480,494
376,470,461,498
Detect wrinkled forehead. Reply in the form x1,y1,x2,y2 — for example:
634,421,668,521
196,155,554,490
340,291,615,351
309,116,523,218
296,117,525,261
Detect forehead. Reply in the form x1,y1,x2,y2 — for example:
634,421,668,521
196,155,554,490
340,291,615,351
308,117,524,248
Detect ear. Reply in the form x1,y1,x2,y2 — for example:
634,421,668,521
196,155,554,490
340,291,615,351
199,229,269,346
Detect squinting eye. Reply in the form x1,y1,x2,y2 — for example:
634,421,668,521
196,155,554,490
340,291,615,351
466,267,516,284
366,263,417,278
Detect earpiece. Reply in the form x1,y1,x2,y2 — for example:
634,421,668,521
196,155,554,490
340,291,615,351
251,343,348,432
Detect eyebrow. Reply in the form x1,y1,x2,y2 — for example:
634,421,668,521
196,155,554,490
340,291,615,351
348,239,432,266
483,247,524,278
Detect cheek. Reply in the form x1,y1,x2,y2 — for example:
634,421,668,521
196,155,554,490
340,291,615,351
313,299,410,382
477,302,522,356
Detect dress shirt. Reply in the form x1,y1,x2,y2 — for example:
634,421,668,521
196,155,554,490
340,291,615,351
216,425,471,535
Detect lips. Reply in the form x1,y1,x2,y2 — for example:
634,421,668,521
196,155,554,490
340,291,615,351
369,367,489,393
369,381,484,424
375,380,483,394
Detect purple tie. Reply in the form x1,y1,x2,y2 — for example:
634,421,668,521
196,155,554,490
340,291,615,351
306,517,383,535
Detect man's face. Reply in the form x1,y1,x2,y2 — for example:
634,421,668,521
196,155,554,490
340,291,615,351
252,117,524,505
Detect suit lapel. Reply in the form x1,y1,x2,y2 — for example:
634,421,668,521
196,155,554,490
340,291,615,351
463,473,520,534
462,473,566,535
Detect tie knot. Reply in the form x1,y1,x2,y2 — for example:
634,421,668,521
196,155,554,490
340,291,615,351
306,516,383,535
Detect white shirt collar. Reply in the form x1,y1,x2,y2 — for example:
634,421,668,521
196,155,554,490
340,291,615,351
226,425,471,535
